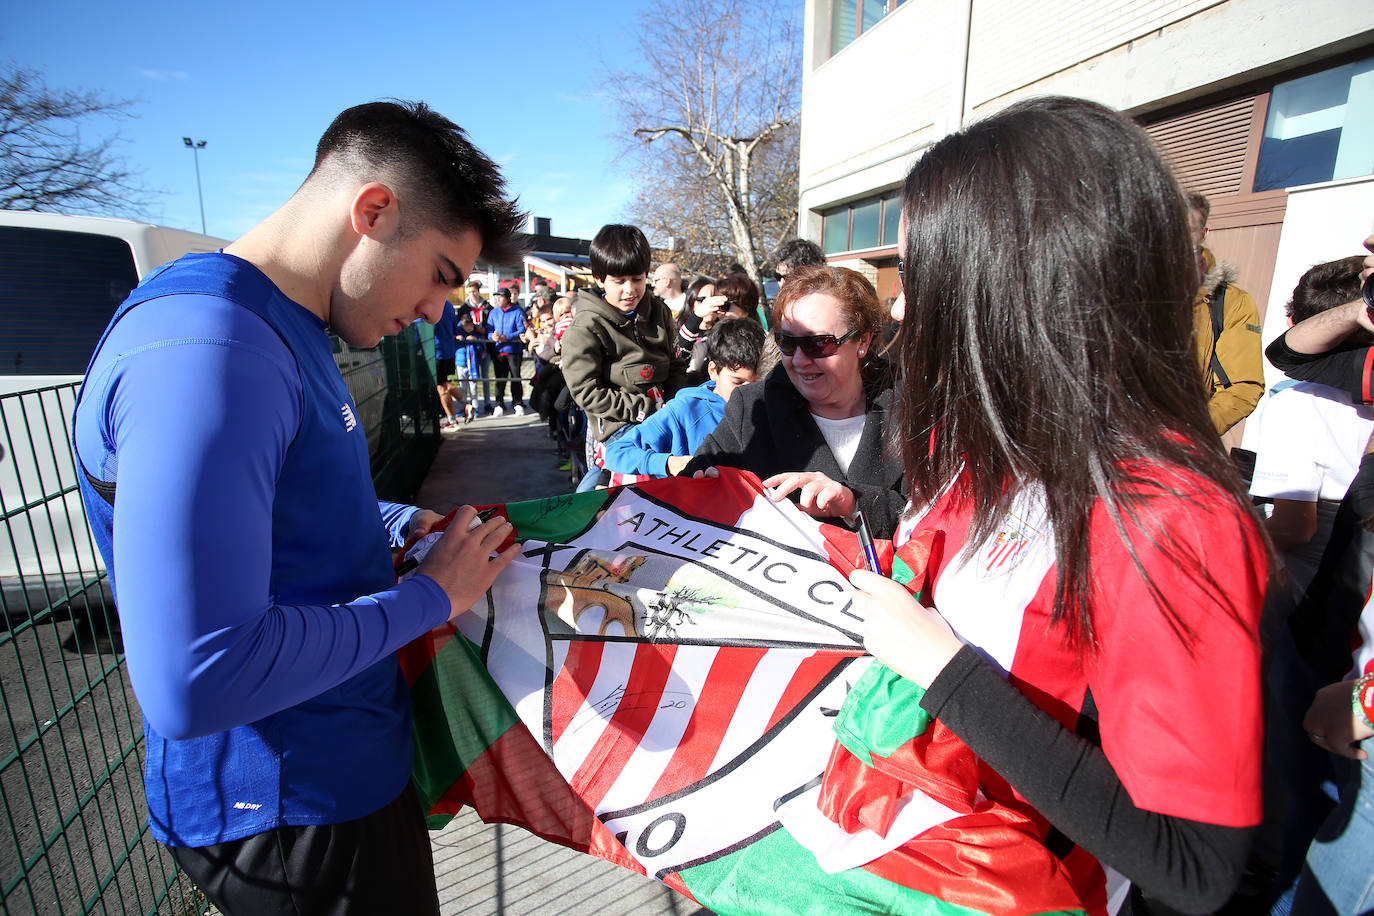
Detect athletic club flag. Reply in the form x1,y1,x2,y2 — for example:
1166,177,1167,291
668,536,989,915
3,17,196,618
398,469,1093,916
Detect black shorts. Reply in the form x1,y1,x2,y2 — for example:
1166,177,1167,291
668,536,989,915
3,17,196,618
168,781,439,916
435,357,456,382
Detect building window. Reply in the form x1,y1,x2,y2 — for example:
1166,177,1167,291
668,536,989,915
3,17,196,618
850,199,882,250
829,0,906,57
1254,55,1374,192
883,196,901,249
821,192,901,254
823,209,849,253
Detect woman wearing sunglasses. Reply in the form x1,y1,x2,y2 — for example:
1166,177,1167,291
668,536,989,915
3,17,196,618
842,97,1268,913
684,265,905,538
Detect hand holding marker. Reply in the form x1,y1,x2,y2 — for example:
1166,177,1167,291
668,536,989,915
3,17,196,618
396,507,500,577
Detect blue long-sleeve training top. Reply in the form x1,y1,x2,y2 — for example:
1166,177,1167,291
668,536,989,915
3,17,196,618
73,252,451,846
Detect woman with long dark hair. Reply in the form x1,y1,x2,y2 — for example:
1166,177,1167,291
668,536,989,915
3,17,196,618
848,96,1268,913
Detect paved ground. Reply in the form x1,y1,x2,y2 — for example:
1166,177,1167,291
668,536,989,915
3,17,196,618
415,412,713,916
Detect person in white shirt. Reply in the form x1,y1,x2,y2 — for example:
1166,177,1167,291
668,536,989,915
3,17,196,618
1246,253,1371,909
1251,255,1373,604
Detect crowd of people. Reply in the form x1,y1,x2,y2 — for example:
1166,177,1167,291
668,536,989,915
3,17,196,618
69,93,1374,916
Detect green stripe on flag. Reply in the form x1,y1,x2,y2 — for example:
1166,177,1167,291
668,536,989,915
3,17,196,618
410,633,521,820
892,555,916,587
679,826,1085,915
833,661,932,766
503,488,613,544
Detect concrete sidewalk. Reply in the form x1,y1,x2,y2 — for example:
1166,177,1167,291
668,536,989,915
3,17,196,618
415,413,712,916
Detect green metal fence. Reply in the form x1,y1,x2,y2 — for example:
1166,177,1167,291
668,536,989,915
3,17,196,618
0,327,440,915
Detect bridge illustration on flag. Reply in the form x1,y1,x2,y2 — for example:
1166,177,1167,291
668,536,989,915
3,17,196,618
398,469,1096,916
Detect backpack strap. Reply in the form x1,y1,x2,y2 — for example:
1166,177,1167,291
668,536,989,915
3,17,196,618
1208,280,1232,389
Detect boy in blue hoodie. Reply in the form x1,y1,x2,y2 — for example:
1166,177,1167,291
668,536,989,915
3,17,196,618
604,318,764,478
454,313,487,422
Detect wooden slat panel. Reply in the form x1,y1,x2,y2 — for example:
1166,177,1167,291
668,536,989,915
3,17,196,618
1215,222,1284,455
1145,96,1258,198
1209,189,1289,230
1208,221,1285,326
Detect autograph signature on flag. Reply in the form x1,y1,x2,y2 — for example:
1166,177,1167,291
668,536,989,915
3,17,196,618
398,469,1092,916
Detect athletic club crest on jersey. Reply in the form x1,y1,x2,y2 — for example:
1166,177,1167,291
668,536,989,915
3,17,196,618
979,513,1043,580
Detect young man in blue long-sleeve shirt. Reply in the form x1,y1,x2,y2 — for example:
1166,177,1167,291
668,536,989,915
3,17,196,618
72,101,525,916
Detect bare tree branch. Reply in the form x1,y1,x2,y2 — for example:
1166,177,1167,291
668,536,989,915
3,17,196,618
605,0,801,285
0,65,152,216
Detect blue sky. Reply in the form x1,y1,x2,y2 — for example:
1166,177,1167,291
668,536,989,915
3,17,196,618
2,0,651,242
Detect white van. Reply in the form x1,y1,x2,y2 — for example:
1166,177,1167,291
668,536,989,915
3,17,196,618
0,212,229,624
0,212,394,628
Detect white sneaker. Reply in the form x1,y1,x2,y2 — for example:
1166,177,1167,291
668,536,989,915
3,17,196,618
492,404,505,417
441,416,457,429
514,404,526,416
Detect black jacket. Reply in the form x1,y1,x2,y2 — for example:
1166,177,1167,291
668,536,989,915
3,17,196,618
684,363,905,537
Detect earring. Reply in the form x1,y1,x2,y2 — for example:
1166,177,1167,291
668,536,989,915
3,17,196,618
858,349,866,356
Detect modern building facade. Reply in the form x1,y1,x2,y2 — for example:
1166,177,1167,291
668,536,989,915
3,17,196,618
800,1,1374,449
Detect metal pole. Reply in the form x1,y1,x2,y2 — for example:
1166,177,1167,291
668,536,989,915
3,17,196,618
183,137,208,235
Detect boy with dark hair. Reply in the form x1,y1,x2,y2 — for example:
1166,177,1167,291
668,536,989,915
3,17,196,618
603,318,763,478
454,312,487,422
458,278,494,411
562,223,686,489
769,237,826,280
1254,255,1372,572
1287,255,1373,327
71,100,523,915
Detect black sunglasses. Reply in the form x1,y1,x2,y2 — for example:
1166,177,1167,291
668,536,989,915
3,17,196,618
773,327,860,358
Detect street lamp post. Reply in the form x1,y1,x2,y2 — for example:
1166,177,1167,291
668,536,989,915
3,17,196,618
182,137,208,235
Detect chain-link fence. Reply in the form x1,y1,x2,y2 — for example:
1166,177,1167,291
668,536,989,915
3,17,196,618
0,327,439,914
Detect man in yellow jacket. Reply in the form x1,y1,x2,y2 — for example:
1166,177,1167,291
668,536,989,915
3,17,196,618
1189,192,1264,435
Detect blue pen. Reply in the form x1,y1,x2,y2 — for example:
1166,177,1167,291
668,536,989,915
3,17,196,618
855,509,881,572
